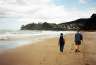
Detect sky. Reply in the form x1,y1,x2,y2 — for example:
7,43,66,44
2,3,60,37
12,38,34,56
0,0,96,30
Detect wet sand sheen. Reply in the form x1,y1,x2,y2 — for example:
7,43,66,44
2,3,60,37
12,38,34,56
0,32,96,65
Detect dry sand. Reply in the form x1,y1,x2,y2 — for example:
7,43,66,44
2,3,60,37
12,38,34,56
0,32,96,65
82,32,96,65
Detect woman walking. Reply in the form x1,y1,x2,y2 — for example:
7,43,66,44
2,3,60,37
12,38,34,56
58,33,65,53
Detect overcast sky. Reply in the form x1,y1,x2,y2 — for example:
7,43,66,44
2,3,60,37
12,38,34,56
0,0,96,30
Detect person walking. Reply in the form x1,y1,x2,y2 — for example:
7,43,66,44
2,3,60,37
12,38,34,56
58,33,65,53
74,31,83,52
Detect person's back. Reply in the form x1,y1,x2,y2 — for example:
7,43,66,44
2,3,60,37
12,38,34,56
75,33,82,42
74,31,83,52
59,33,65,53
59,36,64,45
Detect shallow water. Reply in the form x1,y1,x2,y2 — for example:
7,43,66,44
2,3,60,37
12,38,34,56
0,30,76,52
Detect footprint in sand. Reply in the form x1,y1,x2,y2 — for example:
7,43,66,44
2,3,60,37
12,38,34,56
40,56,47,64
85,63,90,65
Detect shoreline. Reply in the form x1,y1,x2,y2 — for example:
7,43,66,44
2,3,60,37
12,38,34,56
2,32,95,65
0,33,79,65
0,31,76,53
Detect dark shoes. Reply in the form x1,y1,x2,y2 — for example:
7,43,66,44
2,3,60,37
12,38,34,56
75,49,78,52
75,49,80,52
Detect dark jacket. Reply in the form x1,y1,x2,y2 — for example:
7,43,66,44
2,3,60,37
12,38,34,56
75,33,83,42
59,36,65,45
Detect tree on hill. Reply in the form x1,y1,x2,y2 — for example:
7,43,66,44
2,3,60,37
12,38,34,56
21,13,96,31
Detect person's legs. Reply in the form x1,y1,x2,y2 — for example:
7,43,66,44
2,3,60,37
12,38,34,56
62,45,64,52
75,45,80,52
75,42,78,52
60,45,62,52
77,45,80,52
77,41,81,52
75,45,78,52
75,41,80,52
60,45,64,53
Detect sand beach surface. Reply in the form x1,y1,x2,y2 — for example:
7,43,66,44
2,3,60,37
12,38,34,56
0,32,96,65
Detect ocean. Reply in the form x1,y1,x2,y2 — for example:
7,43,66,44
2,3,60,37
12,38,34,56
0,30,76,53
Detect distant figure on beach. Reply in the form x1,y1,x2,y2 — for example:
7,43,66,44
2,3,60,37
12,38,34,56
58,33,65,53
74,31,83,52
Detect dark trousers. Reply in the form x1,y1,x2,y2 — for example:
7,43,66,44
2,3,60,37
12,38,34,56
60,44,64,52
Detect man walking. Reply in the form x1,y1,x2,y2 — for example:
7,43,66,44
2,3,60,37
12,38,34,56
75,31,83,52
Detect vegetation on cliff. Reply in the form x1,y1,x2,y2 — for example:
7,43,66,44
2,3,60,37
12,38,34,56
21,14,96,31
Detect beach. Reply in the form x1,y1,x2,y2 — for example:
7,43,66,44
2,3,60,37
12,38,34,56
0,32,96,65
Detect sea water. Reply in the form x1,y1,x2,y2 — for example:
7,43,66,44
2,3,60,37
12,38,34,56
0,30,76,53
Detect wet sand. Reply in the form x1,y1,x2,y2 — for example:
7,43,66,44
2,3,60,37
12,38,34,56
0,32,96,65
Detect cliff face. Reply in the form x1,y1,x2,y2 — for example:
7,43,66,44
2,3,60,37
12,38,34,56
86,14,96,30
21,14,96,31
69,14,96,30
